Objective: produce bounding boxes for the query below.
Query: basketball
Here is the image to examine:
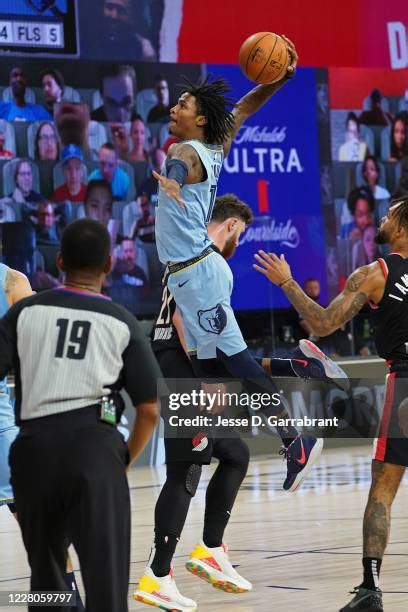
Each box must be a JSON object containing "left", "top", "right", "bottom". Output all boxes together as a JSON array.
[{"left": 239, "top": 32, "right": 289, "bottom": 84}]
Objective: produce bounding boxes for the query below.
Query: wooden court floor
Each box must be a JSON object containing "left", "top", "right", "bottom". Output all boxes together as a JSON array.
[{"left": 1, "top": 446, "right": 408, "bottom": 611}]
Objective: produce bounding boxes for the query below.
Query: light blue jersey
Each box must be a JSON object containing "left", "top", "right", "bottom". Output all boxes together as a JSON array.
[
  {"left": 0, "top": 263, "right": 17, "bottom": 506},
  {"left": 155, "top": 140, "right": 224, "bottom": 263}
]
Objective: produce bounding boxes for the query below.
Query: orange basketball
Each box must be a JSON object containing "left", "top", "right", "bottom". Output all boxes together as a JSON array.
[{"left": 239, "top": 32, "right": 289, "bottom": 84}]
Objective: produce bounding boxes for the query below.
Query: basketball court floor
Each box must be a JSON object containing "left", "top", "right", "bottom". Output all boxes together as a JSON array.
[{"left": 1, "top": 445, "right": 407, "bottom": 611}]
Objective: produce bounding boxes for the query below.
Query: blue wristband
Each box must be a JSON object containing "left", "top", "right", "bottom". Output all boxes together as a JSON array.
[{"left": 166, "top": 159, "right": 189, "bottom": 187}]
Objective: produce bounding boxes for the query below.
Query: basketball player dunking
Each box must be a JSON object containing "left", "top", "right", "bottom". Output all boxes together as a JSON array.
[
  {"left": 254, "top": 197, "right": 408, "bottom": 612},
  {"left": 135, "top": 195, "right": 348, "bottom": 610},
  {"left": 153, "top": 37, "right": 330, "bottom": 506}
]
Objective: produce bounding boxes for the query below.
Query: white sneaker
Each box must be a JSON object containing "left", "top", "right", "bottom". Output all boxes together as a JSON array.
[
  {"left": 134, "top": 567, "right": 197, "bottom": 611},
  {"left": 185, "top": 541, "right": 252, "bottom": 593},
  {"left": 298, "top": 339, "right": 350, "bottom": 392}
]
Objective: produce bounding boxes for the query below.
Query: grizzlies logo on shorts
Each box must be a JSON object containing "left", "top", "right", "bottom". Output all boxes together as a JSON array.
[{"left": 198, "top": 304, "right": 227, "bottom": 335}]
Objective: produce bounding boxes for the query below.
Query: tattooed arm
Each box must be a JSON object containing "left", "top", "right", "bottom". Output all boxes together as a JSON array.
[
  {"left": 4, "top": 269, "right": 33, "bottom": 306},
  {"left": 152, "top": 142, "right": 205, "bottom": 208},
  {"left": 253, "top": 251, "right": 386, "bottom": 336}
]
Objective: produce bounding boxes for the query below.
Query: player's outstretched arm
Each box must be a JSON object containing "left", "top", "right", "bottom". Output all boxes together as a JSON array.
[
  {"left": 253, "top": 250, "right": 385, "bottom": 336},
  {"left": 153, "top": 142, "right": 205, "bottom": 208},
  {"left": 223, "top": 35, "right": 297, "bottom": 155}
]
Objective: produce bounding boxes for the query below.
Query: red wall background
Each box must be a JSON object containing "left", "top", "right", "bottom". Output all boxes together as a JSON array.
[
  {"left": 178, "top": 0, "right": 408, "bottom": 69},
  {"left": 329, "top": 68, "right": 408, "bottom": 108}
]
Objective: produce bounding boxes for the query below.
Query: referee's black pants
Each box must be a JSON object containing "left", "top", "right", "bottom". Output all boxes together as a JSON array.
[{"left": 9, "top": 406, "right": 130, "bottom": 612}]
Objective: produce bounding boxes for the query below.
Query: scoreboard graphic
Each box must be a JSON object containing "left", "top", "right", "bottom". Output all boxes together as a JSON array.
[{"left": 0, "top": 0, "right": 78, "bottom": 55}]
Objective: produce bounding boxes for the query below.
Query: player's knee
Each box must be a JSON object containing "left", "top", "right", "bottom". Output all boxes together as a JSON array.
[
  {"left": 235, "top": 439, "right": 250, "bottom": 476},
  {"left": 166, "top": 462, "right": 202, "bottom": 497},
  {"left": 216, "top": 438, "right": 250, "bottom": 477},
  {"left": 185, "top": 463, "right": 202, "bottom": 496}
]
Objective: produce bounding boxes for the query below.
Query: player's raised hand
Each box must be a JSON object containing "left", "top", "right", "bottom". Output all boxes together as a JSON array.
[
  {"left": 153, "top": 170, "right": 185, "bottom": 209},
  {"left": 253, "top": 250, "right": 293, "bottom": 286},
  {"left": 281, "top": 35, "right": 298, "bottom": 78}
]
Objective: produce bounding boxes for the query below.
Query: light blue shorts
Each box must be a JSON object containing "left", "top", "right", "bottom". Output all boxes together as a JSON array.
[
  {"left": 0, "top": 393, "right": 17, "bottom": 506},
  {"left": 168, "top": 251, "right": 247, "bottom": 359}
]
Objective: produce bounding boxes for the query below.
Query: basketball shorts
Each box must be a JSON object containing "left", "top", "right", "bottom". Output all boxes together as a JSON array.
[
  {"left": 373, "top": 369, "right": 408, "bottom": 467},
  {"left": 0, "top": 393, "right": 18, "bottom": 506},
  {"left": 167, "top": 251, "right": 247, "bottom": 359}
]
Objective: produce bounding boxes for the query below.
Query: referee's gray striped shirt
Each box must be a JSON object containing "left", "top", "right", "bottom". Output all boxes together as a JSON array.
[{"left": 0, "top": 288, "right": 161, "bottom": 423}]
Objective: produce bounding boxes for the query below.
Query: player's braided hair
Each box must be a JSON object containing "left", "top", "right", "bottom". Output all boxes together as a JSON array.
[
  {"left": 180, "top": 75, "right": 235, "bottom": 145},
  {"left": 391, "top": 196, "right": 408, "bottom": 231}
]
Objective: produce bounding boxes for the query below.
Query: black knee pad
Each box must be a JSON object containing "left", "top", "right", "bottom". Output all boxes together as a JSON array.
[
  {"left": 166, "top": 462, "right": 203, "bottom": 497},
  {"left": 185, "top": 463, "right": 202, "bottom": 496},
  {"left": 214, "top": 437, "right": 250, "bottom": 476}
]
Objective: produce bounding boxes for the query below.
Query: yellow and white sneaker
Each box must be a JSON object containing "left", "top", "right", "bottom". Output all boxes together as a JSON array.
[
  {"left": 134, "top": 567, "right": 197, "bottom": 611},
  {"left": 185, "top": 541, "right": 252, "bottom": 593}
]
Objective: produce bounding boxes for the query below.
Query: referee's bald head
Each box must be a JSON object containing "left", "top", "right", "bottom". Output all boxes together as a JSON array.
[{"left": 59, "top": 218, "right": 111, "bottom": 274}]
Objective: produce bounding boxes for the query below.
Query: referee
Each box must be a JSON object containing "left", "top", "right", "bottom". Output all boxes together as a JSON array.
[{"left": 0, "top": 219, "right": 160, "bottom": 612}]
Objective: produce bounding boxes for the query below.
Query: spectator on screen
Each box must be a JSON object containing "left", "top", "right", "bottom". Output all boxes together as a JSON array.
[
  {"left": 88, "top": 143, "right": 129, "bottom": 201},
  {"left": 32, "top": 200, "right": 61, "bottom": 244},
  {"left": 41, "top": 68, "right": 64, "bottom": 116},
  {"left": 129, "top": 116, "right": 150, "bottom": 162},
  {"left": 359, "top": 89, "right": 392, "bottom": 127},
  {"left": 130, "top": 193, "right": 155, "bottom": 243},
  {"left": 0, "top": 121, "right": 14, "bottom": 159},
  {"left": 91, "top": 64, "right": 137, "bottom": 123},
  {"left": 342, "top": 186, "right": 375, "bottom": 240},
  {"left": 52, "top": 145, "right": 87, "bottom": 203},
  {"left": 84, "top": 179, "right": 113, "bottom": 226},
  {"left": 388, "top": 114, "right": 408, "bottom": 161},
  {"left": 9, "top": 160, "right": 42, "bottom": 204},
  {"left": 147, "top": 75, "right": 171, "bottom": 124},
  {"left": 34, "top": 121, "right": 59, "bottom": 161},
  {"left": 99, "top": 0, "right": 156, "bottom": 61},
  {"left": 393, "top": 156, "right": 408, "bottom": 199},
  {"left": 31, "top": 200, "right": 63, "bottom": 289},
  {"left": 83, "top": 179, "right": 120, "bottom": 251},
  {"left": 54, "top": 102, "right": 91, "bottom": 158},
  {"left": 361, "top": 156, "right": 390, "bottom": 200},
  {"left": 338, "top": 112, "right": 368, "bottom": 161},
  {"left": 0, "top": 67, "right": 50, "bottom": 122},
  {"left": 112, "top": 238, "right": 148, "bottom": 287},
  {"left": 111, "top": 115, "right": 151, "bottom": 162},
  {"left": 139, "top": 148, "right": 166, "bottom": 203},
  {"left": 352, "top": 224, "right": 379, "bottom": 269}
]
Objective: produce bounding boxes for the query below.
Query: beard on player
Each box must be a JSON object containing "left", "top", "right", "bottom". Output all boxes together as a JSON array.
[
  {"left": 221, "top": 235, "right": 238, "bottom": 260},
  {"left": 374, "top": 227, "right": 388, "bottom": 245}
]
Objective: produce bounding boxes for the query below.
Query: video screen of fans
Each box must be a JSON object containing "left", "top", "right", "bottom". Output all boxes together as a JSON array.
[{"left": 0, "top": 57, "right": 201, "bottom": 316}]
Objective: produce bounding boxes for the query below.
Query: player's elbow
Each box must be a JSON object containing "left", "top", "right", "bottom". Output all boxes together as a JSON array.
[
  {"left": 136, "top": 400, "right": 160, "bottom": 426},
  {"left": 313, "top": 322, "right": 336, "bottom": 337}
]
